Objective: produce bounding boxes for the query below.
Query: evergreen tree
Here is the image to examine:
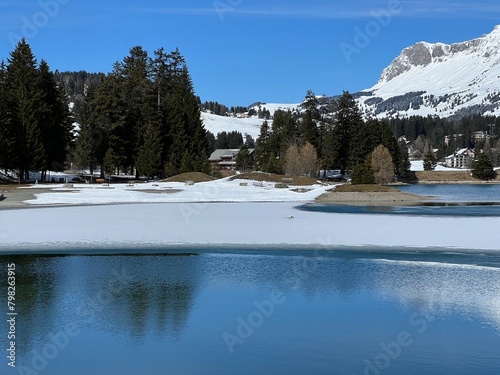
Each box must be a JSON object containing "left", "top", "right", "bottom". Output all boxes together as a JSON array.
[
  {"left": 156, "top": 48, "right": 209, "bottom": 175},
  {"left": 472, "top": 153, "right": 496, "bottom": 180},
  {"left": 136, "top": 122, "right": 163, "bottom": 178},
  {"left": 5, "top": 39, "right": 46, "bottom": 180},
  {"left": 331, "top": 91, "right": 363, "bottom": 174},
  {"left": 235, "top": 144, "right": 252, "bottom": 172},
  {"left": 270, "top": 109, "right": 298, "bottom": 171},
  {"left": 254, "top": 120, "right": 272, "bottom": 171},
  {"left": 94, "top": 73, "right": 128, "bottom": 175},
  {"left": 0, "top": 61, "right": 15, "bottom": 171},
  {"left": 350, "top": 157, "right": 374, "bottom": 185},
  {"left": 115, "top": 46, "right": 155, "bottom": 176},
  {"left": 244, "top": 134, "right": 255, "bottom": 148},
  {"left": 37, "top": 59, "right": 72, "bottom": 178},
  {"left": 397, "top": 139, "right": 411, "bottom": 177},
  {"left": 423, "top": 151, "right": 437, "bottom": 171},
  {"left": 300, "top": 90, "right": 319, "bottom": 148},
  {"left": 73, "top": 84, "right": 104, "bottom": 174}
]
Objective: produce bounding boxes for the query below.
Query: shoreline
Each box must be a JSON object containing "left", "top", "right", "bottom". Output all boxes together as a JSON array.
[{"left": 0, "top": 181, "right": 498, "bottom": 211}]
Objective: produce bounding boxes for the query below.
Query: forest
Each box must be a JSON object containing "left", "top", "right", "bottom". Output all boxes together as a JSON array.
[{"left": 1, "top": 39, "right": 500, "bottom": 183}]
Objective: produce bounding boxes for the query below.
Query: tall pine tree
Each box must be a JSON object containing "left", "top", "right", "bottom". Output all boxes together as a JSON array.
[{"left": 5, "top": 39, "right": 46, "bottom": 180}]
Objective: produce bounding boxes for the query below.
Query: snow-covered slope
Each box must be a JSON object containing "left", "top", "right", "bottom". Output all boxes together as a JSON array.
[
  {"left": 201, "top": 112, "right": 265, "bottom": 139},
  {"left": 201, "top": 102, "right": 300, "bottom": 139},
  {"left": 358, "top": 25, "right": 500, "bottom": 118}
]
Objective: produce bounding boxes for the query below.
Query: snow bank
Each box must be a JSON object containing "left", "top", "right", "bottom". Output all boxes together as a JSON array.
[{"left": 22, "top": 178, "right": 330, "bottom": 205}]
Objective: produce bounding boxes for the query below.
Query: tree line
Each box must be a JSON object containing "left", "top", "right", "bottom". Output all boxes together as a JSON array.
[
  {"left": 73, "top": 46, "right": 209, "bottom": 178},
  {"left": 253, "top": 90, "right": 409, "bottom": 183},
  {"left": 0, "top": 39, "right": 72, "bottom": 182},
  {"left": 2, "top": 40, "right": 498, "bottom": 184}
]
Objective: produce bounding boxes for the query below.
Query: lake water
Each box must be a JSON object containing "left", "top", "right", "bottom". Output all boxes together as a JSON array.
[
  {"left": 299, "top": 184, "right": 500, "bottom": 217},
  {"left": 1, "top": 184, "right": 499, "bottom": 374},
  {"left": 398, "top": 183, "right": 500, "bottom": 202},
  {"left": 1, "top": 251, "right": 500, "bottom": 375}
]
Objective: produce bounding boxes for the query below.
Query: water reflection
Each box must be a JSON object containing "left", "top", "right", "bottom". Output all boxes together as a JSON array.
[
  {"left": 0, "top": 254, "right": 202, "bottom": 356},
  {"left": 1, "top": 252, "right": 499, "bottom": 374}
]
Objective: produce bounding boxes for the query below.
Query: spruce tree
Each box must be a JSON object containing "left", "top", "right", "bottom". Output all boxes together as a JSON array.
[
  {"left": 472, "top": 153, "right": 496, "bottom": 180},
  {"left": 116, "top": 46, "right": 155, "bottom": 176},
  {"left": 0, "top": 61, "right": 15, "bottom": 171},
  {"left": 93, "top": 73, "right": 128, "bottom": 175},
  {"left": 332, "top": 91, "right": 363, "bottom": 174},
  {"left": 37, "top": 59, "right": 71, "bottom": 177},
  {"left": 300, "top": 90, "right": 319, "bottom": 149},
  {"left": 155, "top": 48, "right": 209, "bottom": 176},
  {"left": 136, "top": 121, "right": 163, "bottom": 178},
  {"left": 235, "top": 144, "right": 252, "bottom": 172},
  {"left": 5, "top": 39, "right": 46, "bottom": 180},
  {"left": 254, "top": 120, "right": 272, "bottom": 172},
  {"left": 350, "top": 157, "right": 374, "bottom": 185},
  {"left": 423, "top": 151, "right": 437, "bottom": 171}
]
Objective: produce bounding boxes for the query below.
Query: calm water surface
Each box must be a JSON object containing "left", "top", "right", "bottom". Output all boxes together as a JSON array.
[
  {"left": 1, "top": 252, "right": 499, "bottom": 375},
  {"left": 299, "top": 184, "right": 500, "bottom": 217},
  {"left": 398, "top": 183, "right": 500, "bottom": 202}
]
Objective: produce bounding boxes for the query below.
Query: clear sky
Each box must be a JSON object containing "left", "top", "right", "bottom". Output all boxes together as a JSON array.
[{"left": 1, "top": 0, "right": 499, "bottom": 107}]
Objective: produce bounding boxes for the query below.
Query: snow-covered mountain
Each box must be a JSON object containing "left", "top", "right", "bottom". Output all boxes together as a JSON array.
[
  {"left": 202, "top": 26, "right": 500, "bottom": 136},
  {"left": 357, "top": 25, "right": 500, "bottom": 118}
]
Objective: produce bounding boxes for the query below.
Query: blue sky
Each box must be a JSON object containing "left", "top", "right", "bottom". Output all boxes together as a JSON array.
[{"left": 1, "top": 0, "right": 499, "bottom": 107}]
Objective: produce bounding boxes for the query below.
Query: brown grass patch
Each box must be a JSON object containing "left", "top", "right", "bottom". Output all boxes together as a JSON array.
[
  {"left": 333, "top": 184, "right": 400, "bottom": 193},
  {"left": 414, "top": 170, "right": 500, "bottom": 183},
  {"left": 229, "top": 172, "right": 318, "bottom": 186},
  {"left": 163, "top": 172, "right": 216, "bottom": 183}
]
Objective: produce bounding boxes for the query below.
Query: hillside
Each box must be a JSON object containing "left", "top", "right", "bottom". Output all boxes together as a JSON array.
[{"left": 201, "top": 102, "right": 301, "bottom": 139}]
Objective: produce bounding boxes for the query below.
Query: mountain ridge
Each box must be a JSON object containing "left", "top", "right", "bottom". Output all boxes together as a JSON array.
[{"left": 357, "top": 25, "right": 500, "bottom": 118}]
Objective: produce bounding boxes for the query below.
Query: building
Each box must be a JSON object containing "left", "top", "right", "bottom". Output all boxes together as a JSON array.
[
  {"left": 209, "top": 149, "right": 255, "bottom": 171},
  {"left": 472, "top": 131, "right": 491, "bottom": 142},
  {"left": 444, "top": 148, "right": 475, "bottom": 169}
]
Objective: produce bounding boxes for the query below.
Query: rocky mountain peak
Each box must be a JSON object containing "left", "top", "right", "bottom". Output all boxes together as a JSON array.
[
  {"left": 379, "top": 25, "right": 500, "bottom": 83},
  {"left": 357, "top": 25, "right": 500, "bottom": 119}
]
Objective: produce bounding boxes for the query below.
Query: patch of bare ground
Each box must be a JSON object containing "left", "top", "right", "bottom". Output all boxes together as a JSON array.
[
  {"left": 163, "top": 172, "right": 216, "bottom": 183},
  {"left": 0, "top": 186, "right": 55, "bottom": 208},
  {"left": 230, "top": 172, "right": 319, "bottom": 186},
  {"left": 316, "top": 184, "right": 429, "bottom": 205},
  {"left": 413, "top": 170, "right": 500, "bottom": 183}
]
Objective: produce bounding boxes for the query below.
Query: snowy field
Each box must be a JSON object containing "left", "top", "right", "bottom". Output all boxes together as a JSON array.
[
  {"left": 22, "top": 177, "right": 329, "bottom": 205},
  {"left": 410, "top": 160, "right": 467, "bottom": 172},
  {"left": 1, "top": 177, "right": 499, "bottom": 252}
]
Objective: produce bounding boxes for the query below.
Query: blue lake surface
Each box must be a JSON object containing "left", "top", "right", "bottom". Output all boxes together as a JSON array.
[
  {"left": 1, "top": 251, "right": 500, "bottom": 375},
  {"left": 298, "top": 184, "right": 500, "bottom": 217},
  {"left": 398, "top": 183, "right": 500, "bottom": 202}
]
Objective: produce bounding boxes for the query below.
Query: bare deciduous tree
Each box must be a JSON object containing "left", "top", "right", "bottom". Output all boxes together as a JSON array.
[
  {"left": 299, "top": 142, "right": 319, "bottom": 177},
  {"left": 284, "top": 144, "right": 300, "bottom": 176},
  {"left": 371, "top": 145, "right": 394, "bottom": 184}
]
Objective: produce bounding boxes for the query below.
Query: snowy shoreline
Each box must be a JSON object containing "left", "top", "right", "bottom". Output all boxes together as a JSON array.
[{"left": 1, "top": 172, "right": 499, "bottom": 254}]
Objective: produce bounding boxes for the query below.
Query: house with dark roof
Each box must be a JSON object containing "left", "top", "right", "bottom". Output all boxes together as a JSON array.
[{"left": 208, "top": 149, "right": 255, "bottom": 171}]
